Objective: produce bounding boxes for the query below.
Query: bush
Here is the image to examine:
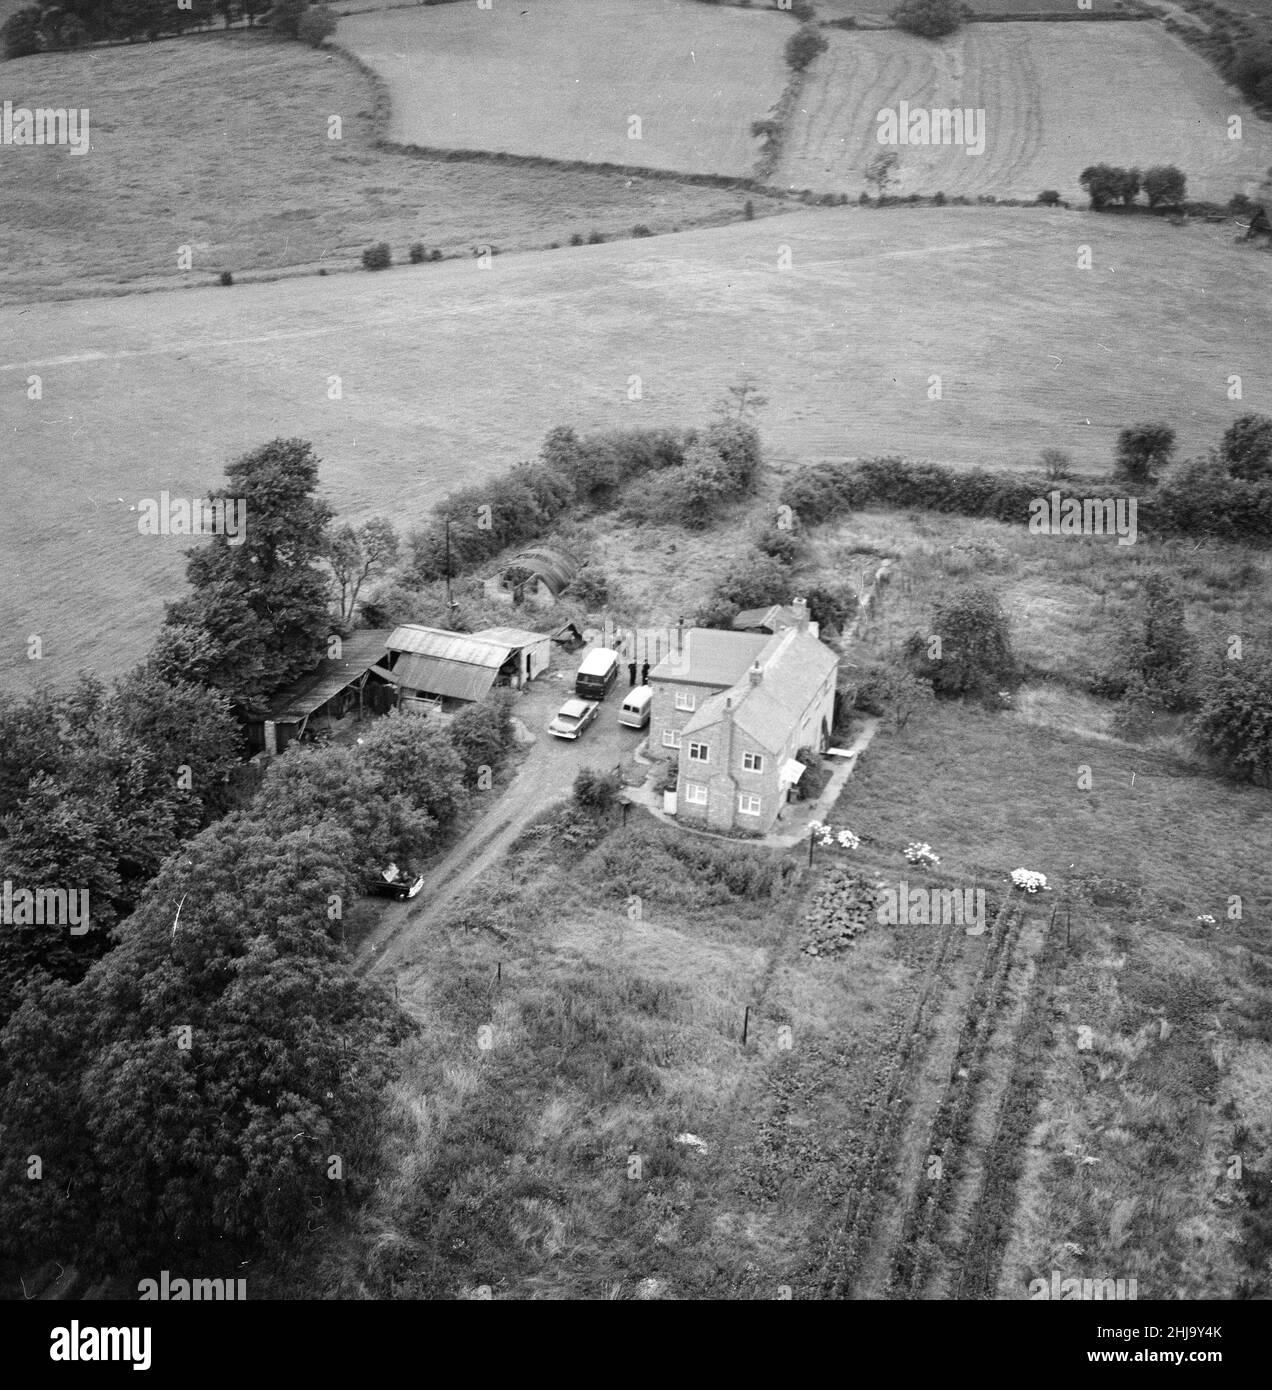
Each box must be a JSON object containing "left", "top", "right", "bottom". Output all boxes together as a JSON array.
[
  {"left": 700, "top": 551, "right": 794, "bottom": 620},
  {"left": 904, "top": 584, "right": 1017, "bottom": 702},
  {"left": 447, "top": 692, "right": 516, "bottom": 783},
  {"left": 574, "top": 766, "right": 621, "bottom": 817},
  {"left": 1221, "top": 413, "right": 1272, "bottom": 481},
  {"left": 297, "top": 3, "right": 337, "bottom": 46},
  {"left": 1192, "top": 652, "right": 1272, "bottom": 787},
  {"left": 563, "top": 565, "right": 610, "bottom": 609},
  {"left": 362, "top": 242, "right": 392, "bottom": 271},
  {"left": 429, "top": 248, "right": 443, "bottom": 262},
  {"left": 219, "top": 271, "right": 234, "bottom": 288},
  {"left": 632, "top": 224, "right": 653, "bottom": 238},
  {"left": 1142, "top": 165, "right": 1186, "bottom": 210},
  {"left": 1040, "top": 447, "right": 1073, "bottom": 482},
  {"left": 778, "top": 460, "right": 860, "bottom": 524},
  {"left": 793, "top": 746, "right": 831, "bottom": 802},
  {"left": 570, "top": 233, "right": 584, "bottom": 246},
  {"left": 890, "top": 0, "right": 963, "bottom": 39},
  {"left": 1038, "top": 189, "right": 1061, "bottom": 206},
  {"left": 2, "top": 5, "right": 43, "bottom": 58},
  {"left": 409, "top": 242, "right": 426, "bottom": 264},
  {"left": 1114, "top": 421, "right": 1175, "bottom": 484},
  {"left": 268, "top": 0, "right": 307, "bottom": 39},
  {"left": 587, "top": 230, "right": 606, "bottom": 245},
  {"left": 785, "top": 23, "right": 828, "bottom": 71},
  {"left": 1100, "top": 572, "right": 1195, "bottom": 713},
  {"left": 744, "top": 198, "right": 755, "bottom": 220}
]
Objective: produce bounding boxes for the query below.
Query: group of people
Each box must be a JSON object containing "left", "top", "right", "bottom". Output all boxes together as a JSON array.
[{"left": 627, "top": 659, "right": 650, "bottom": 688}]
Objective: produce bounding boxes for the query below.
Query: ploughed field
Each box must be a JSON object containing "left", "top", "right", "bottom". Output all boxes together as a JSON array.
[
  {"left": 3, "top": 203, "right": 1269, "bottom": 696},
  {"left": 777, "top": 21, "right": 1272, "bottom": 203}
]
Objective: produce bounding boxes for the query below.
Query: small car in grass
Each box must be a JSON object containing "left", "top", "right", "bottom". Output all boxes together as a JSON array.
[
  {"left": 371, "top": 862, "right": 425, "bottom": 900},
  {"left": 548, "top": 697, "right": 601, "bottom": 740}
]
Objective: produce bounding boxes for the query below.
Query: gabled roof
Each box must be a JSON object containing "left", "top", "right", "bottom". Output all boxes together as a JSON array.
[
  {"left": 732, "top": 605, "right": 820, "bottom": 638},
  {"left": 386, "top": 625, "right": 510, "bottom": 665},
  {"left": 681, "top": 628, "right": 838, "bottom": 753},
  {"left": 474, "top": 626, "right": 550, "bottom": 649},
  {"left": 649, "top": 628, "right": 770, "bottom": 688},
  {"left": 264, "top": 630, "right": 392, "bottom": 723}
]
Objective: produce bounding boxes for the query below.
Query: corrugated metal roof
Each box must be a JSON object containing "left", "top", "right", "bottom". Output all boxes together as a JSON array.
[
  {"left": 650, "top": 629, "right": 770, "bottom": 688},
  {"left": 265, "top": 630, "right": 392, "bottom": 723},
  {"left": 503, "top": 547, "right": 578, "bottom": 596},
  {"left": 390, "top": 652, "right": 499, "bottom": 703},
  {"left": 475, "top": 626, "right": 550, "bottom": 649},
  {"left": 386, "top": 625, "right": 509, "bottom": 666}
]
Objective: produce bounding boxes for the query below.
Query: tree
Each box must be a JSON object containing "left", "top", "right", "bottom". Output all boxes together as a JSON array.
[
  {"left": 574, "top": 766, "right": 620, "bottom": 816},
  {"left": 1221, "top": 413, "right": 1272, "bottom": 481},
  {"left": 704, "top": 551, "right": 795, "bottom": 617},
  {"left": 1040, "top": 447, "right": 1073, "bottom": 483},
  {"left": 890, "top": 0, "right": 963, "bottom": 39},
  {"left": 1107, "top": 573, "right": 1194, "bottom": 713},
  {"left": 267, "top": 0, "right": 306, "bottom": 37},
  {"left": 785, "top": 23, "right": 828, "bottom": 71},
  {"left": 1142, "top": 165, "right": 1186, "bottom": 210},
  {"left": 1114, "top": 422, "right": 1175, "bottom": 484},
  {"left": 1192, "top": 652, "right": 1272, "bottom": 787},
  {"left": 296, "top": 1, "right": 335, "bottom": 45},
  {"left": 358, "top": 712, "right": 467, "bottom": 834},
  {"left": 904, "top": 584, "right": 1016, "bottom": 701},
  {"left": 803, "top": 583, "right": 853, "bottom": 635},
  {"left": 864, "top": 150, "right": 899, "bottom": 198},
  {"left": 1079, "top": 164, "right": 1140, "bottom": 210},
  {"left": 326, "top": 517, "right": 399, "bottom": 627},
  {"left": 162, "top": 439, "right": 335, "bottom": 714},
  {"left": 2, "top": 5, "right": 44, "bottom": 57},
  {"left": 715, "top": 376, "right": 769, "bottom": 423},
  {"left": 447, "top": 692, "right": 515, "bottom": 782}
]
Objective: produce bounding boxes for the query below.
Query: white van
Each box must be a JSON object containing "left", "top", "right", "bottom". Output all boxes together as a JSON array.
[{"left": 618, "top": 686, "right": 653, "bottom": 729}]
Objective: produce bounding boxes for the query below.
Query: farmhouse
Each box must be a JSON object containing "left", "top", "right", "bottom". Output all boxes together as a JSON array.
[
  {"left": 250, "top": 629, "right": 395, "bottom": 755},
  {"left": 649, "top": 604, "right": 838, "bottom": 834},
  {"left": 383, "top": 624, "right": 550, "bottom": 708}
]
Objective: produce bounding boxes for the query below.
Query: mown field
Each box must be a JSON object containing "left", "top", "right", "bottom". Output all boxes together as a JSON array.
[
  {"left": 778, "top": 21, "right": 1272, "bottom": 202},
  {"left": 4, "top": 203, "right": 1271, "bottom": 696},
  {"left": 0, "top": 32, "right": 772, "bottom": 304},
  {"left": 339, "top": 0, "right": 789, "bottom": 175}
]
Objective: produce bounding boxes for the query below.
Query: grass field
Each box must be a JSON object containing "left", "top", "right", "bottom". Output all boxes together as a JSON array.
[
  {"left": 340, "top": 0, "right": 790, "bottom": 175},
  {"left": 0, "top": 33, "right": 772, "bottom": 304},
  {"left": 778, "top": 21, "right": 1272, "bottom": 201},
  {"left": 4, "top": 203, "right": 1270, "bottom": 695}
]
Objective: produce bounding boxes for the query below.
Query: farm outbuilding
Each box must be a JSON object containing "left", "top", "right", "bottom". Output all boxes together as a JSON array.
[
  {"left": 486, "top": 546, "right": 580, "bottom": 608},
  {"left": 383, "top": 625, "right": 549, "bottom": 708},
  {"left": 249, "top": 629, "right": 395, "bottom": 755}
]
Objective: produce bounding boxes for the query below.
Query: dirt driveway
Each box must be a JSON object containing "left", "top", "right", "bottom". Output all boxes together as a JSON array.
[{"left": 355, "top": 661, "right": 650, "bottom": 978}]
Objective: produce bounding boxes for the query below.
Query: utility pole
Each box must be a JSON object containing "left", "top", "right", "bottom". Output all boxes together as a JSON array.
[{"left": 444, "top": 518, "right": 453, "bottom": 610}]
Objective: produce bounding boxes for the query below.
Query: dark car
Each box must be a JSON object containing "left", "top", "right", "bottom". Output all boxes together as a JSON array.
[{"left": 370, "top": 862, "right": 425, "bottom": 900}]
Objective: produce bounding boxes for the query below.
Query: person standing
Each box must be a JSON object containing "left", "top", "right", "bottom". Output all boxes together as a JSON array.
[
  {"left": 641, "top": 660, "right": 650, "bottom": 687},
  {"left": 628, "top": 659, "right": 637, "bottom": 688}
]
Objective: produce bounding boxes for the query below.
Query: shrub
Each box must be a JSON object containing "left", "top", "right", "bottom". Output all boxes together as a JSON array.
[
  {"left": 2, "top": 5, "right": 43, "bottom": 58},
  {"left": 754, "top": 518, "right": 804, "bottom": 567},
  {"left": 1221, "top": 413, "right": 1272, "bottom": 481},
  {"left": 785, "top": 23, "right": 828, "bottom": 71},
  {"left": 793, "top": 747, "right": 831, "bottom": 802},
  {"left": 1142, "top": 165, "right": 1186, "bottom": 209},
  {"left": 447, "top": 692, "right": 516, "bottom": 782},
  {"left": 632, "top": 224, "right": 653, "bottom": 238},
  {"left": 744, "top": 198, "right": 755, "bottom": 220},
  {"left": 429, "top": 248, "right": 443, "bottom": 262},
  {"left": 890, "top": 0, "right": 963, "bottom": 39},
  {"left": 701, "top": 551, "right": 794, "bottom": 618},
  {"left": 362, "top": 242, "right": 392, "bottom": 271},
  {"left": 219, "top": 271, "right": 234, "bottom": 288},
  {"left": 904, "top": 584, "right": 1017, "bottom": 702},
  {"left": 933, "top": 190, "right": 946, "bottom": 206},
  {"left": 801, "top": 867, "right": 880, "bottom": 957},
  {"left": 297, "top": 3, "right": 337, "bottom": 46},
  {"left": 587, "top": 230, "right": 606, "bottom": 245},
  {"left": 1100, "top": 572, "right": 1196, "bottom": 713},
  {"left": 574, "top": 766, "right": 621, "bottom": 816},
  {"left": 569, "top": 233, "right": 584, "bottom": 246},
  {"left": 268, "top": 0, "right": 307, "bottom": 38},
  {"left": 1115, "top": 421, "right": 1175, "bottom": 484},
  {"left": 563, "top": 565, "right": 610, "bottom": 609},
  {"left": 856, "top": 662, "right": 935, "bottom": 731},
  {"left": 1192, "top": 652, "right": 1272, "bottom": 787},
  {"left": 409, "top": 242, "right": 426, "bottom": 264},
  {"left": 778, "top": 460, "right": 860, "bottom": 523},
  {"left": 1040, "top": 447, "right": 1073, "bottom": 482},
  {"left": 750, "top": 118, "right": 781, "bottom": 141}
]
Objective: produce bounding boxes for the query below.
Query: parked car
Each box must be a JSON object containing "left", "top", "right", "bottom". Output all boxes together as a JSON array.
[
  {"left": 370, "top": 862, "right": 425, "bottom": 900},
  {"left": 548, "top": 697, "right": 601, "bottom": 740}
]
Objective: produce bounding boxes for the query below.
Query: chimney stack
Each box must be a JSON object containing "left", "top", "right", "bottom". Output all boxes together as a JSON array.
[
  {"left": 748, "top": 661, "right": 763, "bottom": 687},
  {"left": 793, "top": 596, "right": 809, "bottom": 632}
]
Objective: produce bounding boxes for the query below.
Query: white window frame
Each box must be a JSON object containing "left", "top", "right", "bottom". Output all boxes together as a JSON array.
[
  {"left": 742, "top": 752, "right": 764, "bottom": 773},
  {"left": 684, "top": 782, "right": 709, "bottom": 806},
  {"left": 738, "top": 794, "right": 762, "bottom": 817},
  {"left": 662, "top": 728, "right": 682, "bottom": 749},
  {"left": 674, "top": 690, "right": 696, "bottom": 711},
  {"left": 688, "top": 742, "right": 709, "bottom": 763}
]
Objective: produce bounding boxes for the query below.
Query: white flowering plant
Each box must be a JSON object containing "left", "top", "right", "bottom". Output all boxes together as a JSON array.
[
  {"left": 905, "top": 841, "right": 940, "bottom": 868},
  {"left": 1196, "top": 914, "right": 1216, "bottom": 928},
  {"left": 808, "top": 820, "right": 861, "bottom": 851},
  {"left": 1010, "top": 868, "right": 1050, "bottom": 893}
]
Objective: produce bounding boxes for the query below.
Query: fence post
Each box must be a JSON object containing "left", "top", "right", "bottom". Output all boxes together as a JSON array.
[{"left": 742, "top": 1005, "right": 750, "bottom": 1046}]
